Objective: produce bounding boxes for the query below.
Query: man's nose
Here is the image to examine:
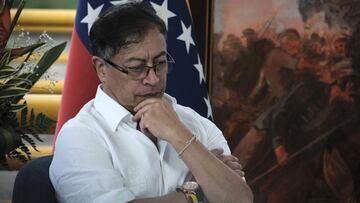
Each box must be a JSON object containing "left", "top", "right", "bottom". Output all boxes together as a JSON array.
[{"left": 143, "top": 68, "right": 160, "bottom": 85}]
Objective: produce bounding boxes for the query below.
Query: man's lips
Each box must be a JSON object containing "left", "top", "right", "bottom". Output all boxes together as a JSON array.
[{"left": 138, "top": 91, "right": 162, "bottom": 97}]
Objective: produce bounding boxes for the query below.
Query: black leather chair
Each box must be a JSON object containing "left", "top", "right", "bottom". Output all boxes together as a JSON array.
[{"left": 12, "top": 155, "right": 57, "bottom": 203}]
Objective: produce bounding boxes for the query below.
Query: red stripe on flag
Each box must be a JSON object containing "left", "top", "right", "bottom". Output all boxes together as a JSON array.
[{"left": 53, "top": 28, "right": 100, "bottom": 145}]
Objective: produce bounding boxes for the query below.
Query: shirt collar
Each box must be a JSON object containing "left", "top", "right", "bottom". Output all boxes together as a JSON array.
[
  {"left": 93, "top": 85, "right": 178, "bottom": 132},
  {"left": 163, "top": 92, "right": 178, "bottom": 109},
  {"left": 93, "top": 85, "right": 132, "bottom": 132}
]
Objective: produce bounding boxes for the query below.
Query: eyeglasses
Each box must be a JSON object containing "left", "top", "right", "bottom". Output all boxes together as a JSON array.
[{"left": 103, "top": 53, "right": 175, "bottom": 80}]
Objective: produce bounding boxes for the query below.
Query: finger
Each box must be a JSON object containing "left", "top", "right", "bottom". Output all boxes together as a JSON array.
[
  {"left": 234, "top": 170, "right": 245, "bottom": 177},
  {"left": 225, "top": 161, "right": 242, "bottom": 170},
  {"left": 210, "top": 148, "right": 224, "bottom": 156},
  {"left": 133, "top": 104, "right": 153, "bottom": 122},
  {"left": 138, "top": 116, "right": 155, "bottom": 136},
  {"left": 134, "top": 98, "right": 161, "bottom": 112},
  {"left": 219, "top": 154, "right": 239, "bottom": 163},
  {"left": 138, "top": 116, "right": 148, "bottom": 132}
]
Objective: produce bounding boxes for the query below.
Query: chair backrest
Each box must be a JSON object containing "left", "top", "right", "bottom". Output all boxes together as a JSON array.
[{"left": 12, "top": 155, "right": 57, "bottom": 203}]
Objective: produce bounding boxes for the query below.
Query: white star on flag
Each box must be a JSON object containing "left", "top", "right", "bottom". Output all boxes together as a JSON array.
[
  {"left": 151, "top": 0, "right": 176, "bottom": 29},
  {"left": 177, "top": 20, "right": 195, "bottom": 54},
  {"left": 204, "top": 97, "right": 213, "bottom": 118},
  {"left": 194, "top": 54, "right": 205, "bottom": 84},
  {"left": 80, "top": 3, "right": 104, "bottom": 34}
]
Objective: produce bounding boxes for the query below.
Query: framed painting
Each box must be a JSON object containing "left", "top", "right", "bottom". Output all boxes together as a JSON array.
[
  {"left": 188, "top": 0, "right": 213, "bottom": 77},
  {"left": 210, "top": 0, "right": 360, "bottom": 202}
]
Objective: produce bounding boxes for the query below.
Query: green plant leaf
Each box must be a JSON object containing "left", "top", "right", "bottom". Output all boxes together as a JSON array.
[
  {"left": 23, "top": 126, "right": 42, "bottom": 142},
  {"left": 0, "top": 50, "right": 11, "bottom": 68},
  {"left": 0, "top": 78, "right": 31, "bottom": 91},
  {"left": 0, "top": 0, "right": 66, "bottom": 166},
  {"left": 19, "top": 133, "right": 39, "bottom": 152},
  {"left": 8, "top": 0, "right": 25, "bottom": 42},
  {"left": 3, "top": 77, "right": 32, "bottom": 87},
  {"left": 29, "top": 108, "right": 34, "bottom": 126},
  {"left": 8, "top": 42, "right": 46, "bottom": 60},
  {"left": 10, "top": 103, "right": 26, "bottom": 112},
  {"left": 15, "top": 72, "right": 31, "bottom": 80},
  {"left": 8, "top": 149, "right": 27, "bottom": 163},
  {"left": 12, "top": 42, "right": 66, "bottom": 104},
  {"left": 35, "top": 112, "right": 56, "bottom": 131},
  {"left": 0, "top": 87, "right": 28, "bottom": 99},
  {"left": 0, "top": 126, "right": 21, "bottom": 154},
  {"left": 19, "top": 143, "right": 31, "bottom": 159},
  {"left": 0, "top": 66, "right": 15, "bottom": 78},
  {"left": 20, "top": 103, "right": 27, "bottom": 127},
  {"left": 27, "top": 42, "right": 67, "bottom": 82}
]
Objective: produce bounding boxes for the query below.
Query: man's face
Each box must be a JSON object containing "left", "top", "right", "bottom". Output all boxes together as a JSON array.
[
  {"left": 310, "top": 41, "right": 321, "bottom": 54},
  {"left": 222, "top": 40, "right": 242, "bottom": 63},
  {"left": 94, "top": 28, "right": 167, "bottom": 113},
  {"left": 283, "top": 39, "right": 301, "bottom": 56},
  {"left": 334, "top": 40, "right": 346, "bottom": 55}
]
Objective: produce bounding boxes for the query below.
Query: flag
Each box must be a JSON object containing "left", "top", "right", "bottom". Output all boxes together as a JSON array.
[
  {"left": 151, "top": 0, "right": 213, "bottom": 119},
  {"left": 54, "top": 0, "right": 212, "bottom": 143}
]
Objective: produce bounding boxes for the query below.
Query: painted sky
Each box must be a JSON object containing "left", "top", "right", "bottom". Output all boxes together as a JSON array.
[{"left": 214, "top": 0, "right": 305, "bottom": 44}]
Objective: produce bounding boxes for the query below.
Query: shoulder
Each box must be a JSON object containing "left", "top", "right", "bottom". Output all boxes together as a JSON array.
[
  {"left": 55, "top": 100, "right": 107, "bottom": 149},
  {"left": 174, "top": 103, "right": 213, "bottom": 128},
  {"left": 174, "top": 104, "right": 230, "bottom": 152},
  {"left": 164, "top": 94, "right": 229, "bottom": 150},
  {"left": 60, "top": 101, "right": 96, "bottom": 133}
]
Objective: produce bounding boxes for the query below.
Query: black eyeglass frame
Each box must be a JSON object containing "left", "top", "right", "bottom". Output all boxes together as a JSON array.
[{"left": 102, "top": 52, "right": 175, "bottom": 79}]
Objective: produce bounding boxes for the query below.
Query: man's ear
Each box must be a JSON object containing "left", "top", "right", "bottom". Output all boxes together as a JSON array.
[{"left": 92, "top": 56, "right": 106, "bottom": 83}]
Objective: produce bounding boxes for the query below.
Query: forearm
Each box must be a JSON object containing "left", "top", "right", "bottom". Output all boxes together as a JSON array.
[
  {"left": 130, "top": 191, "right": 187, "bottom": 203},
  {"left": 133, "top": 98, "right": 253, "bottom": 202},
  {"left": 172, "top": 133, "right": 253, "bottom": 203}
]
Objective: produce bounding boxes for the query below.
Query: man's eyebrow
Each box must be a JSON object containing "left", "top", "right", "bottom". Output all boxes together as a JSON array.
[
  {"left": 154, "top": 51, "right": 167, "bottom": 59},
  {"left": 124, "top": 51, "right": 167, "bottom": 63}
]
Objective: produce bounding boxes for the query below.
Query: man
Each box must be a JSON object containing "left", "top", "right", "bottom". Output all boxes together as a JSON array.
[
  {"left": 328, "top": 35, "right": 352, "bottom": 81},
  {"left": 235, "top": 29, "right": 302, "bottom": 166},
  {"left": 241, "top": 28, "right": 258, "bottom": 52},
  {"left": 260, "top": 28, "right": 301, "bottom": 99},
  {"left": 50, "top": 2, "right": 252, "bottom": 203}
]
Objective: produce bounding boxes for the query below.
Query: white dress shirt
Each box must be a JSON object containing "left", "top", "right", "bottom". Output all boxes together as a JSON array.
[{"left": 50, "top": 86, "right": 230, "bottom": 203}]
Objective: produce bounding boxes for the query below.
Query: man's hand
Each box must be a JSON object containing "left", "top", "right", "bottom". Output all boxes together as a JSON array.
[
  {"left": 133, "top": 98, "right": 191, "bottom": 142},
  {"left": 210, "top": 148, "right": 245, "bottom": 178}
]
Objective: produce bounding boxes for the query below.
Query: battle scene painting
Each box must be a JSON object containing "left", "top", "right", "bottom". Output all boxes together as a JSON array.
[{"left": 211, "top": 0, "right": 360, "bottom": 202}]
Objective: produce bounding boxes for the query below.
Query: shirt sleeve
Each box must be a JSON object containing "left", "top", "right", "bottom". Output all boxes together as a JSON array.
[
  {"left": 197, "top": 115, "right": 248, "bottom": 182},
  {"left": 50, "top": 125, "right": 135, "bottom": 203},
  {"left": 197, "top": 115, "right": 231, "bottom": 155}
]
